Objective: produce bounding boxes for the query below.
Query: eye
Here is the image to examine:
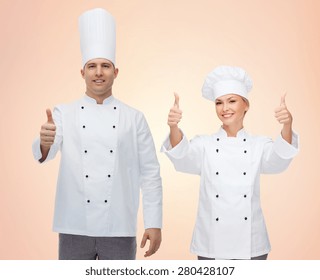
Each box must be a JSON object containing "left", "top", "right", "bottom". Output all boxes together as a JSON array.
[
  {"left": 229, "top": 99, "right": 236, "bottom": 103},
  {"left": 215, "top": 101, "right": 222, "bottom": 105},
  {"left": 88, "top": 65, "right": 95, "bottom": 69},
  {"left": 102, "top": 64, "right": 111, "bottom": 68}
]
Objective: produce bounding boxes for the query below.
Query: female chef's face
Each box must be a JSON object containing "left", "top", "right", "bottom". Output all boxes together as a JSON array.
[
  {"left": 215, "top": 94, "right": 249, "bottom": 127},
  {"left": 81, "top": 58, "right": 118, "bottom": 100}
]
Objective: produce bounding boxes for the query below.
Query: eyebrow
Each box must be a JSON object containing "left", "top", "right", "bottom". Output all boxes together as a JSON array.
[
  {"left": 216, "top": 96, "right": 237, "bottom": 102},
  {"left": 86, "top": 62, "right": 112, "bottom": 67}
]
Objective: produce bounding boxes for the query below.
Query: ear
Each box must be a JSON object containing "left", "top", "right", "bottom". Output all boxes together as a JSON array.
[
  {"left": 243, "top": 98, "right": 249, "bottom": 112},
  {"left": 114, "top": 67, "right": 119, "bottom": 79},
  {"left": 80, "top": 68, "right": 85, "bottom": 79}
]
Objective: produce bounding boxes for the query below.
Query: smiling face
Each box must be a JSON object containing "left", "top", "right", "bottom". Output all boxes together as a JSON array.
[
  {"left": 215, "top": 94, "right": 249, "bottom": 129},
  {"left": 81, "top": 58, "right": 118, "bottom": 103}
]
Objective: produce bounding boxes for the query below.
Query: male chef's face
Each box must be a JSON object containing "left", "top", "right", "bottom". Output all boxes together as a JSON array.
[
  {"left": 81, "top": 58, "right": 118, "bottom": 99},
  {"left": 215, "top": 94, "right": 249, "bottom": 126}
]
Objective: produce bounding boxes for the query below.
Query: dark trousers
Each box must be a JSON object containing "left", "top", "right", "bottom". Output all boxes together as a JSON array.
[
  {"left": 198, "top": 254, "right": 268, "bottom": 260},
  {"left": 59, "top": 233, "right": 136, "bottom": 260}
]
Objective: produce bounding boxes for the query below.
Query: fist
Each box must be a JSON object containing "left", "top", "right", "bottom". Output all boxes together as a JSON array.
[
  {"left": 167, "top": 93, "right": 182, "bottom": 128},
  {"left": 40, "top": 109, "right": 56, "bottom": 148},
  {"left": 274, "top": 93, "right": 293, "bottom": 126}
]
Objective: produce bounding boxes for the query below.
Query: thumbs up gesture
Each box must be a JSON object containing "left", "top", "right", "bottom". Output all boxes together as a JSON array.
[
  {"left": 274, "top": 93, "right": 293, "bottom": 126},
  {"left": 167, "top": 93, "right": 182, "bottom": 128},
  {"left": 40, "top": 109, "right": 56, "bottom": 148}
]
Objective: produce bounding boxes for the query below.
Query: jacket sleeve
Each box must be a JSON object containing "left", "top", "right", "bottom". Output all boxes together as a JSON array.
[
  {"left": 137, "top": 113, "right": 162, "bottom": 229},
  {"left": 32, "top": 106, "right": 63, "bottom": 163},
  {"left": 261, "top": 131, "right": 299, "bottom": 174},
  {"left": 160, "top": 131, "right": 204, "bottom": 175}
]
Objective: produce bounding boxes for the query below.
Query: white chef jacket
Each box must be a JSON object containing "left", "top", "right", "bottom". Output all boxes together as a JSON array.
[
  {"left": 33, "top": 95, "right": 162, "bottom": 237},
  {"left": 161, "top": 127, "right": 299, "bottom": 259}
]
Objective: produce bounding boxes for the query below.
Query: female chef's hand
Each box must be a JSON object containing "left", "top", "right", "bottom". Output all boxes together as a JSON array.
[
  {"left": 39, "top": 109, "right": 56, "bottom": 162},
  {"left": 168, "top": 93, "right": 183, "bottom": 148},
  {"left": 140, "top": 228, "right": 162, "bottom": 257},
  {"left": 274, "top": 94, "right": 293, "bottom": 144},
  {"left": 167, "top": 93, "right": 182, "bottom": 128}
]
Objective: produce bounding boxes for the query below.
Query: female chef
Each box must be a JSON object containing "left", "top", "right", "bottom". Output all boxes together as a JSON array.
[{"left": 161, "top": 66, "right": 299, "bottom": 260}]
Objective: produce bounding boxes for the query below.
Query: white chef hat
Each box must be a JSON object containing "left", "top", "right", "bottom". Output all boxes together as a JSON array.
[
  {"left": 201, "top": 65, "right": 253, "bottom": 101},
  {"left": 79, "top": 8, "right": 116, "bottom": 67}
]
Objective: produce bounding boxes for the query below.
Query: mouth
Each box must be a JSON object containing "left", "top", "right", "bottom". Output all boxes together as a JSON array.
[
  {"left": 222, "top": 113, "right": 234, "bottom": 118},
  {"left": 93, "top": 79, "right": 105, "bottom": 84}
]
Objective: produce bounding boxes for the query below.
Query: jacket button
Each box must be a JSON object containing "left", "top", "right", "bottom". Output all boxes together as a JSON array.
[
  {"left": 87, "top": 200, "right": 90, "bottom": 203},
  {"left": 113, "top": 125, "right": 116, "bottom": 128},
  {"left": 244, "top": 217, "right": 248, "bottom": 220},
  {"left": 104, "top": 200, "right": 108, "bottom": 203},
  {"left": 216, "top": 149, "right": 219, "bottom": 153},
  {"left": 216, "top": 218, "right": 219, "bottom": 221},
  {"left": 108, "top": 174, "right": 111, "bottom": 178},
  {"left": 110, "top": 150, "right": 113, "bottom": 153},
  {"left": 216, "top": 194, "right": 219, "bottom": 198},
  {"left": 243, "top": 172, "right": 246, "bottom": 175},
  {"left": 217, "top": 138, "right": 220, "bottom": 141},
  {"left": 81, "top": 106, "right": 84, "bottom": 109},
  {"left": 216, "top": 172, "right": 219, "bottom": 175},
  {"left": 84, "top": 150, "right": 87, "bottom": 153},
  {"left": 83, "top": 125, "right": 86, "bottom": 128},
  {"left": 244, "top": 194, "right": 247, "bottom": 198},
  {"left": 243, "top": 139, "right": 246, "bottom": 142},
  {"left": 114, "top": 107, "right": 117, "bottom": 110},
  {"left": 85, "top": 175, "right": 89, "bottom": 178},
  {"left": 244, "top": 150, "right": 247, "bottom": 153}
]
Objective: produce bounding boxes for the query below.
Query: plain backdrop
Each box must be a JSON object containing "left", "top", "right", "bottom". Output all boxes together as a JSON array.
[{"left": 0, "top": 0, "right": 319, "bottom": 259}]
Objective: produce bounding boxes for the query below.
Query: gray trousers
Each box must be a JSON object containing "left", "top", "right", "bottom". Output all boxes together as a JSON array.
[
  {"left": 59, "top": 233, "right": 137, "bottom": 260},
  {"left": 198, "top": 254, "right": 268, "bottom": 260}
]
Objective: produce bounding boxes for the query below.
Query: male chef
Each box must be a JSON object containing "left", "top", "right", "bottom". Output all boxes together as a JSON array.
[{"left": 32, "top": 8, "right": 162, "bottom": 260}]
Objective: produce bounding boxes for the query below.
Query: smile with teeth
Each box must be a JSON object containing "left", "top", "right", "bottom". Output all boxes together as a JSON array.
[
  {"left": 93, "top": 79, "right": 105, "bottom": 83},
  {"left": 222, "top": 113, "right": 234, "bottom": 118}
]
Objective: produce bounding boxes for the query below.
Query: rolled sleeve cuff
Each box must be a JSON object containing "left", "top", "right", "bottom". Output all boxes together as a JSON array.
[
  {"left": 32, "top": 138, "right": 43, "bottom": 162},
  {"left": 144, "top": 220, "right": 162, "bottom": 229},
  {"left": 144, "top": 206, "right": 162, "bottom": 229},
  {"left": 32, "top": 137, "right": 57, "bottom": 163},
  {"left": 160, "top": 132, "right": 189, "bottom": 159},
  {"left": 274, "top": 130, "right": 299, "bottom": 159}
]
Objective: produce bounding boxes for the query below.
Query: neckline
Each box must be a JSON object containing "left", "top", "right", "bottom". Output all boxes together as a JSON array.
[
  {"left": 83, "top": 94, "right": 115, "bottom": 105},
  {"left": 217, "top": 126, "right": 247, "bottom": 138}
]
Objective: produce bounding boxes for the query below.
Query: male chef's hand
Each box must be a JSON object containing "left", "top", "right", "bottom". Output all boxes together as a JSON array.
[
  {"left": 40, "top": 109, "right": 56, "bottom": 147},
  {"left": 140, "top": 228, "right": 162, "bottom": 257},
  {"left": 274, "top": 93, "right": 293, "bottom": 144},
  {"left": 39, "top": 109, "right": 56, "bottom": 162}
]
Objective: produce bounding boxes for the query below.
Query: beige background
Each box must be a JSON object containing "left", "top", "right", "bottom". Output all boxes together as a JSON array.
[{"left": 0, "top": 0, "right": 319, "bottom": 259}]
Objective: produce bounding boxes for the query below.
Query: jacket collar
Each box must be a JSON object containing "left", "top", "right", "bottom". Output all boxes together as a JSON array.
[
  {"left": 83, "top": 94, "right": 115, "bottom": 105},
  {"left": 217, "top": 126, "right": 247, "bottom": 139}
]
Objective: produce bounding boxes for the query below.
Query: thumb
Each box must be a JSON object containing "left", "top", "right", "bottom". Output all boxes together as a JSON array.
[
  {"left": 140, "top": 233, "right": 148, "bottom": 248},
  {"left": 280, "top": 92, "right": 287, "bottom": 107},
  {"left": 173, "top": 92, "right": 179, "bottom": 109},
  {"left": 46, "top": 109, "right": 54, "bottom": 124}
]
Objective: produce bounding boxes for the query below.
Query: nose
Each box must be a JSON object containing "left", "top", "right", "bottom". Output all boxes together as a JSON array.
[
  {"left": 223, "top": 102, "right": 229, "bottom": 111},
  {"left": 96, "top": 65, "right": 102, "bottom": 76}
]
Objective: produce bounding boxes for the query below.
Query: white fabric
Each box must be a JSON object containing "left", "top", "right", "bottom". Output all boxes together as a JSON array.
[
  {"left": 161, "top": 127, "right": 299, "bottom": 259},
  {"left": 33, "top": 95, "right": 162, "bottom": 237},
  {"left": 202, "top": 65, "right": 253, "bottom": 101},
  {"left": 79, "top": 8, "right": 116, "bottom": 67}
]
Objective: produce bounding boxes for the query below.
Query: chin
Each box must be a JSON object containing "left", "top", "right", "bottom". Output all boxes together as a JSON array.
[
  {"left": 220, "top": 116, "right": 233, "bottom": 123},
  {"left": 222, "top": 119, "right": 236, "bottom": 126},
  {"left": 92, "top": 90, "right": 107, "bottom": 95}
]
